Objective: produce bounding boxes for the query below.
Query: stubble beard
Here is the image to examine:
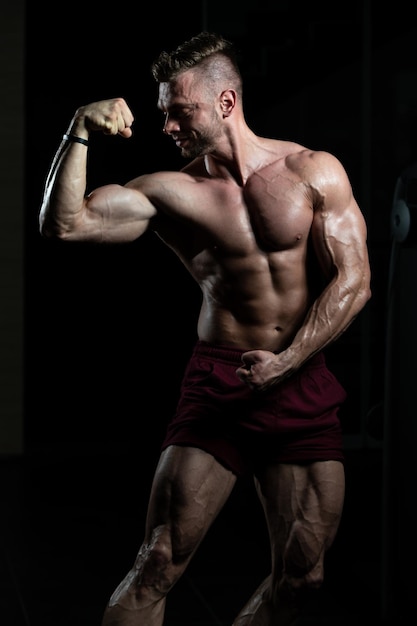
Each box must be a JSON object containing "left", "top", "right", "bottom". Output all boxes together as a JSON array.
[
  {"left": 180, "top": 118, "right": 223, "bottom": 159},
  {"left": 180, "top": 133, "right": 213, "bottom": 159}
]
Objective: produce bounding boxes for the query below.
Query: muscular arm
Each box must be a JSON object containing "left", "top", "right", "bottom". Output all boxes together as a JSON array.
[
  {"left": 238, "top": 152, "right": 372, "bottom": 390},
  {"left": 287, "top": 191, "right": 370, "bottom": 357},
  {"left": 39, "top": 98, "right": 157, "bottom": 243}
]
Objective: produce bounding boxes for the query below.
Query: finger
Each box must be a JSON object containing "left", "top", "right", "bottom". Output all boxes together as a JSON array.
[
  {"left": 240, "top": 354, "right": 254, "bottom": 369},
  {"left": 236, "top": 365, "right": 252, "bottom": 383},
  {"left": 102, "top": 128, "right": 132, "bottom": 139},
  {"left": 105, "top": 114, "right": 133, "bottom": 138},
  {"left": 119, "top": 125, "right": 133, "bottom": 139}
]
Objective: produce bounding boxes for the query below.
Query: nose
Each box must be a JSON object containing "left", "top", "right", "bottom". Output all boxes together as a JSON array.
[{"left": 163, "top": 114, "right": 180, "bottom": 135}]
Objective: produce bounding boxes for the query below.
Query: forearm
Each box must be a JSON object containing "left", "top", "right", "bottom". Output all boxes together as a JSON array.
[
  {"left": 39, "top": 99, "right": 135, "bottom": 241},
  {"left": 285, "top": 273, "right": 371, "bottom": 368},
  {"left": 39, "top": 118, "right": 90, "bottom": 239}
]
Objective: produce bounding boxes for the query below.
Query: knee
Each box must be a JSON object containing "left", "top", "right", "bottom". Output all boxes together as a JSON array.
[
  {"left": 271, "top": 570, "right": 323, "bottom": 621},
  {"left": 134, "top": 524, "right": 197, "bottom": 594},
  {"left": 281, "top": 566, "right": 323, "bottom": 597},
  {"left": 280, "top": 522, "right": 325, "bottom": 594},
  {"left": 270, "top": 565, "right": 323, "bottom": 614},
  {"left": 134, "top": 535, "right": 176, "bottom": 597},
  {"left": 103, "top": 532, "right": 184, "bottom": 622},
  {"left": 103, "top": 550, "right": 166, "bottom": 623}
]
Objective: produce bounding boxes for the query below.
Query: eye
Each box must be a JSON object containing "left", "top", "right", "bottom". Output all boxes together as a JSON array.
[
  {"left": 179, "top": 106, "right": 196, "bottom": 119},
  {"left": 167, "top": 105, "right": 197, "bottom": 120}
]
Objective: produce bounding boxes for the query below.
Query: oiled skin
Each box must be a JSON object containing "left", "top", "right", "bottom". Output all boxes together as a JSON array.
[{"left": 39, "top": 42, "right": 371, "bottom": 626}]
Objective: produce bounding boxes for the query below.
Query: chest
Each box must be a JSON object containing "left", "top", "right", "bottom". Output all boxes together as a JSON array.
[
  {"left": 155, "top": 167, "right": 317, "bottom": 268},
  {"left": 245, "top": 171, "right": 315, "bottom": 250},
  {"left": 202, "top": 170, "right": 315, "bottom": 253}
]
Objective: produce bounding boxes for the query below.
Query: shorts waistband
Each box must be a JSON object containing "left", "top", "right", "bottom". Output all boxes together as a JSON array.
[
  {"left": 193, "top": 341, "right": 325, "bottom": 368},
  {"left": 193, "top": 341, "right": 246, "bottom": 363}
]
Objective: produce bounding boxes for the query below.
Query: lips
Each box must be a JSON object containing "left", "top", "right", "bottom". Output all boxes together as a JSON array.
[{"left": 174, "top": 136, "right": 189, "bottom": 146}]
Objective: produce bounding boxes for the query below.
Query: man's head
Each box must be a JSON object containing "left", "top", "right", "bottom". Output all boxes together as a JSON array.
[
  {"left": 151, "top": 31, "right": 242, "bottom": 98},
  {"left": 151, "top": 32, "right": 243, "bottom": 159}
]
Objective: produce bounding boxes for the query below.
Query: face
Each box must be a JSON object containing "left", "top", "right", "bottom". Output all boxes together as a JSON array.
[{"left": 158, "top": 74, "right": 223, "bottom": 159}]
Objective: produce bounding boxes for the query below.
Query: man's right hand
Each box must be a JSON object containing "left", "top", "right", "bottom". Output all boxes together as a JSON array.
[{"left": 70, "top": 97, "right": 135, "bottom": 138}]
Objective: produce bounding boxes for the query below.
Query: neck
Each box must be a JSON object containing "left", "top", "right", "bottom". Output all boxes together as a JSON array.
[{"left": 205, "top": 124, "right": 262, "bottom": 185}]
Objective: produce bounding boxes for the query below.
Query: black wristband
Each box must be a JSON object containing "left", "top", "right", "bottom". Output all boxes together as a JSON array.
[{"left": 63, "top": 133, "right": 89, "bottom": 147}]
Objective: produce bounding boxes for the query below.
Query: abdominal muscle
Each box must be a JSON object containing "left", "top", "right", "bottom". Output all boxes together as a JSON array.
[
  {"left": 195, "top": 261, "right": 312, "bottom": 352},
  {"left": 170, "top": 196, "right": 316, "bottom": 352}
]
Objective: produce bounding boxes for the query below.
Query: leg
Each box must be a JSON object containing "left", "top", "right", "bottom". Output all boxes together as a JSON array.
[
  {"left": 233, "top": 460, "right": 345, "bottom": 626},
  {"left": 101, "top": 444, "right": 237, "bottom": 626}
]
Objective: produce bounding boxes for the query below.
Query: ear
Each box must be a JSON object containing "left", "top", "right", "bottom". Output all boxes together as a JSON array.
[{"left": 219, "top": 89, "right": 237, "bottom": 118}]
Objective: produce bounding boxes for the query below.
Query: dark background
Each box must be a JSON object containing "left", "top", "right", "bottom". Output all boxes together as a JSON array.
[
  {"left": 26, "top": 0, "right": 412, "bottom": 445},
  {"left": 2, "top": 0, "right": 417, "bottom": 624}
]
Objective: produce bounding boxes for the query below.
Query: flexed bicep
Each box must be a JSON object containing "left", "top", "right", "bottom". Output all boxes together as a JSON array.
[
  {"left": 311, "top": 185, "right": 370, "bottom": 303},
  {"left": 83, "top": 184, "right": 158, "bottom": 243},
  {"left": 307, "top": 151, "right": 369, "bottom": 287},
  {"left": 282, "top": 151, "right": 372, "bottom": 369}
]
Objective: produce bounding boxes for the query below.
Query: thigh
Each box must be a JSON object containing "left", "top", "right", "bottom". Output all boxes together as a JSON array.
[
  {"left": 145, "top": 444, "right": 237, "bottom": 554},
  {"left": 254, "top": 461, "right": 345, "bottom": 572}
]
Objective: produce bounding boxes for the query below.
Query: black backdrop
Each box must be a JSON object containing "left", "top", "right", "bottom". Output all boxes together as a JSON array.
[
  {"left": 26, "top": 0, "right": 417, "bottom": 448},
  {"left": 22, "top": 1, "right": 417, "bottom": 622}
]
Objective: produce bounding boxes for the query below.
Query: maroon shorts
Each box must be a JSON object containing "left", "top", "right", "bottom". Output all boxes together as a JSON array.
[{"left": 161, "top": 341, "right": 347, "bottom": 476}]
